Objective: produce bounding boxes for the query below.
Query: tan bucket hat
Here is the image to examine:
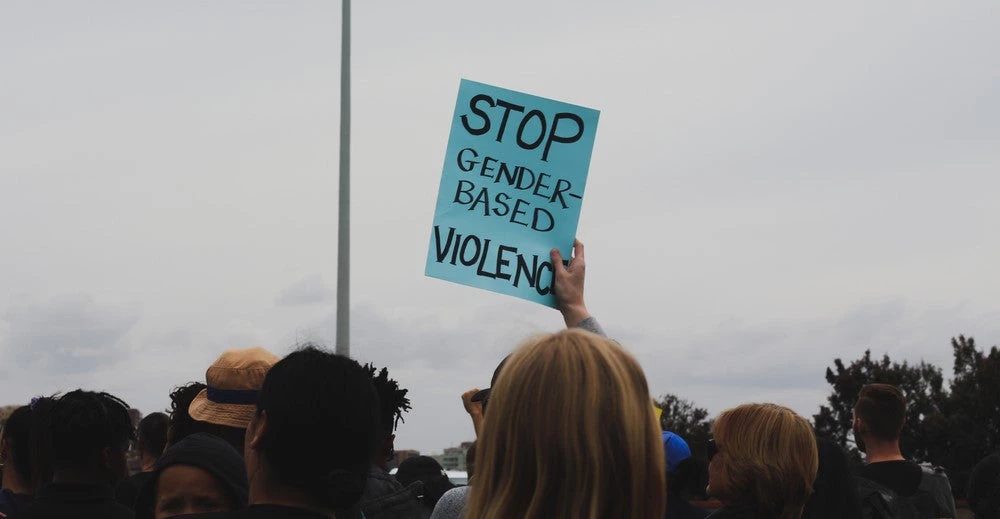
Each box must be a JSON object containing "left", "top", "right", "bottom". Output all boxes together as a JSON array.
[{"left": 188, "top": 346, "right": 280, "bottom": 429}]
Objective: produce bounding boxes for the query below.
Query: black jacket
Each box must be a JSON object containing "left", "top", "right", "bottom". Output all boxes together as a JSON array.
[
  {"left": 667, "top": 497, "right": 711, "bottom": 519},
  {"left": 857, "top": 465, "right": 957, "bottom": 519},
  {"left": 969, "top": 453, "right": 1000, "bottom": 519},
  {"left": 359, "top": 466, "right": 428, "bottom": 519},
  {"left": 707, "top": 503, "right": 780, "bottom": 519},
  {"left": 11, "top": 483, "right": 133, "bottom": 519},
  {"left": 0, "top": 489, "right": 32, "bottom": 517}
]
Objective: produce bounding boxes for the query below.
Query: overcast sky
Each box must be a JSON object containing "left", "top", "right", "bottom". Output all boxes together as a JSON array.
[{"left": 2, "top": 1, "right": 998, "bottom": 454}]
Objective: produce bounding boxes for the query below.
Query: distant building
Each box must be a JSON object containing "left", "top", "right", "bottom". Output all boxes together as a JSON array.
[{"left": 435, "top": 441, "right": 474, "bottom": 471}]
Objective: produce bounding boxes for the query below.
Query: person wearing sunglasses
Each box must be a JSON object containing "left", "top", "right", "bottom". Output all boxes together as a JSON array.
[{"left": 705, "top": 404, "right": 819, "bottom": 519}]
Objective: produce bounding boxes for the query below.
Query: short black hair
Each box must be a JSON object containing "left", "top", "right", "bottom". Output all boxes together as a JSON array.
[
  {"left": 27, "top": 397, "right": 57, "bottom": 490},
  {"left": 167, "top": 382, "right": 207, "bottom": 445},
  {"left": 2, "top": 406, "right": 33, "bottom": 482},
  {"left": 136, "top": 412, "right": 169, "bottom": 458},
  {"left": 855, "top": 384, "right": 906, "bottom": 442},
  {"left": 363, "top": 363, "right": 411, "bottom": 438},
  {"left": 256, "top": 345, "right": 379, "bottom": 510},
  {"left": 49, "top": 390, "right": 135, "bottom": 470}
]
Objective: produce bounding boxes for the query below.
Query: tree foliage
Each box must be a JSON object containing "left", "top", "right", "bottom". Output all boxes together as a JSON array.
[
  {"left": 941, "top": 336, "right": 1000, "bottom": 494},
  {"left": 813, "top": 350, "right": 946, "bottom": 461},
  {"left": 815, "top": 336, "right": 1000, "bottom": 497},
  {"left": 655, "top": 393, "right": 712, "bottom": 455}
]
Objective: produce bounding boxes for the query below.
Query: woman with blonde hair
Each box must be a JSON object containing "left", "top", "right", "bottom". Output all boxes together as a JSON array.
[
  {"left": 466, "top": 328, "right": 666, "bottom": 519},
  {"left": 706, "top": 403, "right": 819, "bottom": 519}
]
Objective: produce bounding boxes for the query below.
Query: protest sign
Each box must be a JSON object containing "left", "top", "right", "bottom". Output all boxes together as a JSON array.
[{"left": 425, "top": 79, "right": 600, "bottom": 307}]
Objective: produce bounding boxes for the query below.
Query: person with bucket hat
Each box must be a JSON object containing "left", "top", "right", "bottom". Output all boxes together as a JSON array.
[{"left": 185, "top": 347, "right": 279, "bottom": 455}]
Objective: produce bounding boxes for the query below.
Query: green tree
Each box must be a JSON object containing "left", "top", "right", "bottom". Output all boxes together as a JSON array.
[
  {"left": 655, "top": 393, "right": 712, "bottom": 453},
  {"left": 939, "top": 336, "right": 1000, "bottom": 494},
  {"left": 812, "top": 350, "right": 946, "bottom": 462},
  {"left": 815, "top": 337, "right": 1000, "bottom": 497}
]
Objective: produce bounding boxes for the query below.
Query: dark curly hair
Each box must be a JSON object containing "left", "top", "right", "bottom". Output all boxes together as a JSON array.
[
  {"left": 49, "top": 390, "right": 135, "bottom": 470},
  {"left": 256, "top": 345, "right": 379, "bottom": 510},
  {"left": 363, "top": 364, "right": 411, "bottom": 438},
  {"left": 167, "top": 382, "right": 207, "bottom": 445}
]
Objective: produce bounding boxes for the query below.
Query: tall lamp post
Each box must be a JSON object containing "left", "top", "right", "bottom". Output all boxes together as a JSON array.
[{"left": 335, "top": 0, "right": 351, "bottom": 357}]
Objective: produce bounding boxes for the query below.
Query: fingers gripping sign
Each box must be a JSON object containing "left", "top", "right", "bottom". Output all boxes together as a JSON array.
[{"left": 551, "top": 240, "right": 591, "bottom": 327}]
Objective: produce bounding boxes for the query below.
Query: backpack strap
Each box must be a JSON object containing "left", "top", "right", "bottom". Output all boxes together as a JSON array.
[
  {"left": 858, "top": 477, "right": 896, "bottom": 519},
  {"left": 918, "top": 467, "right": 957, "bottom": 519}
]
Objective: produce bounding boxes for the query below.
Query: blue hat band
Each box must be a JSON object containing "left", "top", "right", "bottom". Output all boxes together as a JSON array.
[{"left": 207, "top": 387, "right": 260, "bottom": 405}]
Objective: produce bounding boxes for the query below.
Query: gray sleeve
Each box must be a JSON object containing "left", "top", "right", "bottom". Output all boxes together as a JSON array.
[
  {"left": 928, "top": 470, "right": 958, "bottom": 519},
  {"left": 574, "top": 316, "right": 606, "bottom": 337},
  {"left": 430, "top": 486, "right": 469, "bottom": 519}
]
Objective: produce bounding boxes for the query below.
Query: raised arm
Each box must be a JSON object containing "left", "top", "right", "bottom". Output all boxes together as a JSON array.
[{"left": 551, "top": 239, "right": 606, "bottom": 336}]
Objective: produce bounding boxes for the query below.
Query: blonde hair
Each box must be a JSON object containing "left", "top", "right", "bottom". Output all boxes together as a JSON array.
[
  {"left": 710, "top": 403, "right": 819, "bottom": 519},
  {"left": 466, "top": 329, "right": 665, "bottom": 519}
]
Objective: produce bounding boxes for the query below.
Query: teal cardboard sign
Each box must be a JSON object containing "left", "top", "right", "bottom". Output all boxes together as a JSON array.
[{"left": 425, "top": 79, "right": 600, "bottom": 307}]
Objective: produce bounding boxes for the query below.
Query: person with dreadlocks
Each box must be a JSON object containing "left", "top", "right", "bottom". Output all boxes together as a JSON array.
[{"left": 358, "top": 365, "right": 429, "bottom": 519}]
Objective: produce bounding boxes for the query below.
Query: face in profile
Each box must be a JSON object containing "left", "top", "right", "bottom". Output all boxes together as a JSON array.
[
  {"left": 154, "top": 465, "right": 234, "bottom": 518},
  {"left": 707, "top": 444, "right": 723, "bottom": 500}
]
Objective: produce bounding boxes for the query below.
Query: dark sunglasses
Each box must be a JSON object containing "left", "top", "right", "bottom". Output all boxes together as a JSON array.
[{"left": 707, "top": 439, "right": 718, "bottom": 461}]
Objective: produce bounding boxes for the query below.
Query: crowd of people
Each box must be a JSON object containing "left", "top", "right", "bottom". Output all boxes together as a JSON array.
[{"left": 0, "top": 240, "right": 996, "bottom": 518}]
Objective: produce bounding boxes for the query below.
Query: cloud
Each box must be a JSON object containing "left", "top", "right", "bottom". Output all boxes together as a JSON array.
[
  {"left": 1, "top": 293, "right": 140, "bottom": 374},
  {"left": 274, "top": 274, "right": 333, "bottom": 307}
]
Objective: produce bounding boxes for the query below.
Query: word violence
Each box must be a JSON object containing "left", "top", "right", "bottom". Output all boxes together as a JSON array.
[{"left": 431, "top": 226, "right": 567, "bottom": 296}]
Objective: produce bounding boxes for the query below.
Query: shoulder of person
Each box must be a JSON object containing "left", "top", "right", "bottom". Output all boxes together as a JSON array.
[
  {"left": 918, "top": 463, "right": 953, "bottom": 489},
  {"left": 430, "top": 486, "right": 469, "bottom": 519},
  {"left": 857, "top": 474, "right": 894, "bottom": 494},
  {"left": 437, "top": 486, "right": 469, "bottom": 505},
  {"left": 360, "top": 480, "right": 426, "bottom": 519}
]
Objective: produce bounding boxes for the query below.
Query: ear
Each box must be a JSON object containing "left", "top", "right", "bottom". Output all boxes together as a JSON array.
[
  {"left": 247, "top": 411, "right": 268, "bottom": 451},
  {"left": 0, "top": 437, "right": 9, "bottom": 461}
]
